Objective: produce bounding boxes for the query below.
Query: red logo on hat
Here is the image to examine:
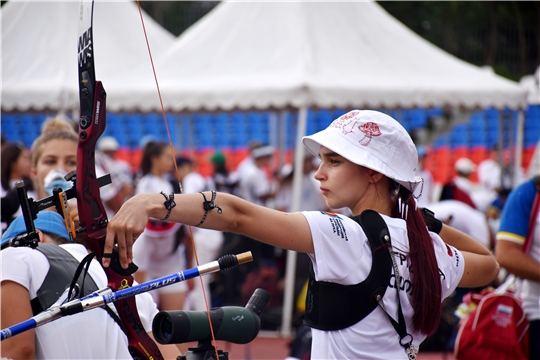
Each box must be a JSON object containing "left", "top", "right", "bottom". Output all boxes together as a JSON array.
[
  {"left": 330, "top": 111, "right": 361, "bottom": 135},
  {"left": 340, "top": 110, "right": 360, "bottom": 121},
  {"left": 358, "top": 122, "right": 381, "bottom": 146}
]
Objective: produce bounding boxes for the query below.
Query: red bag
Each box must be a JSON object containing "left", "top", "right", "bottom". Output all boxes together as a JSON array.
[
  {"left": 456, "top": 176, "right": 540, "bottom": 359},
  {"left": 454, "top": 284, "right": 529, "bottom": 360}
]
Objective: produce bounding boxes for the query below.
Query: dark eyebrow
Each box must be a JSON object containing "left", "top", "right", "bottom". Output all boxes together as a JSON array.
[{"left": 319, "top": 149, "right": 340, "bottom": 158}]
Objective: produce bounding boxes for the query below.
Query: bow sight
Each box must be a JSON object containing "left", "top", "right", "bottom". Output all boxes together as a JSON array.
[{"left": 9, "top": 173, "right": 111, "bottom": 249}]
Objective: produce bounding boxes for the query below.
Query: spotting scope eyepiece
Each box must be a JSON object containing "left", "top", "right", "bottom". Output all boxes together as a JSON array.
[{"left": 152, "top": 288, "right": 270, "bottom": 345}]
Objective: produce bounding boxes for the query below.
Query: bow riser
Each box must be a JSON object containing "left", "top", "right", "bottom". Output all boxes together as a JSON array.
[{"left": 77, "top": 80, "right": 108, "bottom": 241}]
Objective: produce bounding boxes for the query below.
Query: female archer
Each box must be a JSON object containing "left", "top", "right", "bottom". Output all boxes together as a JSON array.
[{"left": 106, "top": 110, "right": 499, "bottom": 359}]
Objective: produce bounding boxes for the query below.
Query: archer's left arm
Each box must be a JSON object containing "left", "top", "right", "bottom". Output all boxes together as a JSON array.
[{"left": 105, "top": 192, "right": 313, "bottom": 268}]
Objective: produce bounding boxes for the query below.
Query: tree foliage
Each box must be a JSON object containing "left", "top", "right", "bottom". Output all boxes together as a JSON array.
[{"left": 378, "top": 1, "right": 539, "bottom": 81}]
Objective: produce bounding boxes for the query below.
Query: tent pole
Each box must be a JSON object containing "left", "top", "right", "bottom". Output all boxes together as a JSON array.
[
  {"left": 498, "top": 109, "right": 504, "bottom": 187},
  {"left": 279, "top": 110, "right": 287, "bottom": 171},
  {"left": 514, "top": 108, "right": 524, "bottom": 186},
  {"left": 281, "top": 106, "right": 308, "bottom": 338}
]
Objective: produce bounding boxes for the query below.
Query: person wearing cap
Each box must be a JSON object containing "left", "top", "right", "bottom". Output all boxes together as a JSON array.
[
  {"left": 207, "top": 151, "right": 240, "bottom": 196},
  {"left": 236, "top": 140, "right": 262, "bottom": 178},
  {"left": 96, "top": 136, "right": 135, "bottom": 219},
  {"left": 1, "top": 211, "right": 180, "bottom": 359},
  {"left": 237, "top": 144, "right": 277, "bottom": 206},
  {"left": 236, "top": 143, "right": 279, "bottom": 271},
  {"left": 439, "top": 157, "right": 478, "bottom": 210},
  {"left": 105, "top": 110, "right": 499, "bottom": 359},
  {"left": 454, "top": 157, "right": 477, "bottom": 195}
]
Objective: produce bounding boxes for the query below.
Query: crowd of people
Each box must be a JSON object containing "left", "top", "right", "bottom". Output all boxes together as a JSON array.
[{"left": 1, "top": 111, "right": 538, "bottom": 359}]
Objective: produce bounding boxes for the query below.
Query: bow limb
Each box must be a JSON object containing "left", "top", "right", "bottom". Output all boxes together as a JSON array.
[
  {"left": 134, "top": 1, "right": 219, "bottom": 353},
  {"left": 76, "top": 1, "right": 163, "bottom": 358}
]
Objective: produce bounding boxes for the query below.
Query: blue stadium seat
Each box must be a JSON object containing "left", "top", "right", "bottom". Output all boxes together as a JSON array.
[
  {"left": 306, "top": 110, "right": 319, "bottom": 136},
  {"left": 469, "top": 126, "right": 488, "bottom": 147},
  {"left": 316, "top": 109, "right": 334, "bottom": 129},
  {"left": 3, "top": 128, "right": 20, "bottom": 143},
  {"left": 469, "top": 111, "right": 486, "bottom": 130},
  {"left": 281, "top": 111, "right": 296, "bottom": 149},
  {"left": 409, "top": 108, "right": 427, "bottom": 129},
  {"left": 210, "top": 112, "right": 229, "bottom": 148},
  {"left": 525, "top": 105, "right": 540, "bottom": 120},
  {"left": 525, "top": 116, "right": 540, "bottom": 132},
  {"left": 451, "top": 124, "right": 468, "bottom": 147},
  {"left": 163, "top": 113, "right": 179, "bottom": 146},
  {"left": 35, "top": 113, "right": 48, "bottom": 131},
  {"left": 333, "top": 109, "right": 348, "bottom": 119},
  {"left": 177, "top": 114, "right": 192, "bottom": 149},
  {"left": 1, "top": 113, "right": 18, "bottom": 133},
  {"left": 485, "top": 107, "right": 500, "bottom": 126},
  {"left": 427, "top": 107, "right": 444, "bottom": 117},
  {"left": 433, "top": 134, "right": 450, "bottom": 149},
  {"left": 110, "top": 127, "right": 128, "bottom": 147}
]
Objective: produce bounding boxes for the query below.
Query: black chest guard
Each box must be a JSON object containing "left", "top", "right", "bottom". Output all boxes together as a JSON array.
[
  {"left": 303, "top": 210, "right": 394, "bottom": 331},
  {"left": 31, "top": 243, "right": 100, "bottom": 315},
  {"left": 31, "top": 243, "right": 126, "bottom": 332}
]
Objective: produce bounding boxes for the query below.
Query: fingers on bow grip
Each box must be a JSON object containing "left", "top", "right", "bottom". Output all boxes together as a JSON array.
[{"left": 102, "top": 248, "right": 138, "bottom": 276}]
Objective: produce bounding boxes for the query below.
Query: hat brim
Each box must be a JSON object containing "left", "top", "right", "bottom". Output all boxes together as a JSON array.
[{"left": 303, "top": 130, "right": 422, "bottom": 192}]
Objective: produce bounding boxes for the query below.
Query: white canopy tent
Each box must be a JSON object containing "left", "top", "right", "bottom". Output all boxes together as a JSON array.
[
  {"left": 106, "top": 0, "right": 528, "bottom": 336},
  {"left": 519, "top": 66, "right": 540, "bottom": 105},
  {"left": 1, "top": 0, "right": 175, "bottom": 113},
  {"left": 107, "top": 1, "right": 527, "bottom": 112}
]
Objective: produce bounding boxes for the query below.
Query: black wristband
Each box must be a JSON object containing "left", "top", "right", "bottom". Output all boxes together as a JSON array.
[
  {"left": 160, "top": 192, "right": 176, "bottom": 221},
  {"left": 195, "top": 191, "right": 222, "bottom": 227},
  {"left": 420, "top": 207, "right": 443, "bottom": 234}
]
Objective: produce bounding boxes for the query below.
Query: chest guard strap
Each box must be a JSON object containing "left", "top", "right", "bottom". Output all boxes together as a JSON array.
[
  {"left": 304, "top": 210, "right": 394, "bottom": 331},
  {"left": 31, "top": 243, "right": 100, "bottom": 315}
]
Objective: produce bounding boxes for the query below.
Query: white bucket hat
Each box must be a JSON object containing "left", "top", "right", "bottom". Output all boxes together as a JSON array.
[{"left": 302, "top": 110, "right": 422, "bottom": 192}]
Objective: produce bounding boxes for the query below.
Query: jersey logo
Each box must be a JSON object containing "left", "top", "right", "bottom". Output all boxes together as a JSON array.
[
  {"left": 320, "top": 211, "right": 341, "bottom": 218},
  {"left": 445, "top": 244, "right": 453, "bottom": 257}
]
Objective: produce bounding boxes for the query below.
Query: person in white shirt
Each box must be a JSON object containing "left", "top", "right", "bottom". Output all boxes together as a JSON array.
[
  {"left": 96, "top": 136, "right": 134, "bottom": 219},
  {"left": 453, "top": 157, "right": 477, "bottom": 197},
  {"left": 237, "top": 144, "right": 277, "bottom": 206},
  {"left": 176, "top": 156, "right": 223, "bottom": 311},
  {"left": 1, "top": 211, "right": 180, "bottom": 359},
  {"left": 236, "top": 144, "right": 279, "bottom": 271},
  {"left": 439, "top": 157, "right": 478, "bottom": 210},
  {"left": 106, "top": 110, "right": 499, "bottom": 359},
  {"left": 275, "top": 154, "right": 326, "bottom": 213},
  {"left": 427, "top": 200, "right": 492, "bottom": 250},
  {"left": 236, "top": 140, "right": 262, "bottom": 178},
  {"left": 132, "top": 141, "right": 187, "bottom": 311}
]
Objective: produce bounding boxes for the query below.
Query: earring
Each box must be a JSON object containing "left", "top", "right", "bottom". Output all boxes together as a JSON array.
[{"left": 398, "top": 195, "right": 409, "bottom": 220}]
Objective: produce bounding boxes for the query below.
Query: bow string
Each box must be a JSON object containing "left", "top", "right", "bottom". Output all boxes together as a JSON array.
[{"left": 134, "top": 1, "right": 220, "bottom": 355}]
